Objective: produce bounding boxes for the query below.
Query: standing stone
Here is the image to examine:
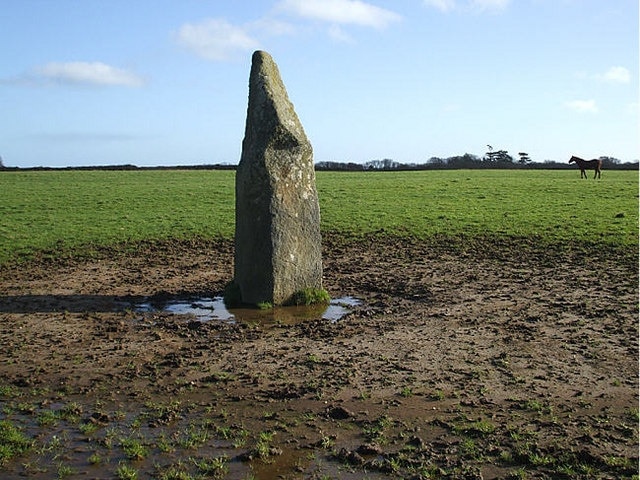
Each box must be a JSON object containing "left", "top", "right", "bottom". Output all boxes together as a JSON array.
[{"left": 234, "top": 50, "right": 322, "bottom": 306}]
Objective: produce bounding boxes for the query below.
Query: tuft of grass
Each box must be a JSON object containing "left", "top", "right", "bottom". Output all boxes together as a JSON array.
[
  {"left": 192, "top": 455, "right": 229, "bottom": 477},
  {"left": 320, "top": 435, "right": 335, "bottom": 450},
  {"left": 305, "top": 353, "right": 322, "bottom": 366},
  {"left": 175, "top": 425, "right": 209, "bottom": 450},
  {"left": 0, "top": 385, "right": 20, "bottom": 398},
  {"left": 453, "top": 418, "right": 496, "bottom": 436},
  {"left": 257, "top": 301, "right": 273, "bottom": 310},
  {"left": 626, "top": 407, "right": 639, "bottom": 422},
  {"left": 358, "top": 390, "right": 371, "bottom": 400},
  {"left": 288, "top": 288, "right": 331, "bottom": 306},
  {"left": 56, "top": 463, "right": 75, "bottom": 478},
  {"left": 429, "top": 390, "right": 445, "bottom": 401},
  {"left": 116, "top": 463, "right": 138, "bottom": 480},
  {"left": 120, "top": 437, "right": 150, "bottom": 460},
  {"left": 0, "top": 420, "right": 34, "bottom": 465},
  {"left": 155, "top": 463, "right": 195, "bottom": 480},
  {"left": 231, "top": 428, "right": 249, "bottom": 449},
  {"left": 256, "top": 431, "right": 275, "bottom": 459},
  {"left": 362, "top": 415, "right": 393, "bottom": 442},
  {"left": 519, "top": 398, "right": 552, "bottom": 414},
  {"left": 78, "top": 421, "right": 100, "bottom": 435},
  {"left": 37, "top": 409, "right": 60, "bottom": 427},
  {"left": 400, "top": 386, "right": 413, "bottom": 398}
]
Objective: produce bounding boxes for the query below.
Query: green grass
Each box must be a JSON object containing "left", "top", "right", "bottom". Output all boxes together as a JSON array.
[
  {"left": 316, "top": 170, "right": 638, "bottom": 244},
  {"left": 288, "top": 287, "right": 331, "bottom": 306},
  {"left": 0, "top": 170, "right": 235, "bottom": 263},
  {"left": 0, "top": 419, "right": 34, "bottom": 466},
  {"left": 0, "top": 169, "right": 637, "bottom": 264}
]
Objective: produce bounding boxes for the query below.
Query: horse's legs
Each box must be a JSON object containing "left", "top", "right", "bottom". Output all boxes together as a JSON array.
[{"left": 581, "top": 169, "right": 586, "bottom": 179}]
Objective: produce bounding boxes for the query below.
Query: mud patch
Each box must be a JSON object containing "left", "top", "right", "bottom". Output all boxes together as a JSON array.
[{"left": 0, "top": 234, "right": 637, "bottom": 479}]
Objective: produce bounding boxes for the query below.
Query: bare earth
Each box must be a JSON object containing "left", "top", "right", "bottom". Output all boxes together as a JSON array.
[{"left": 0, "top": 235, "right": 637, "bottom": 479}]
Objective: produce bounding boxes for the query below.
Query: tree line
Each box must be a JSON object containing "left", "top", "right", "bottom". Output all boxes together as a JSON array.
[
  {"left": 1, "top": 152, "right": 637, "bottom": 172},
  {"left": 316, "top": 152, "right": 638, "bottom": 171}
]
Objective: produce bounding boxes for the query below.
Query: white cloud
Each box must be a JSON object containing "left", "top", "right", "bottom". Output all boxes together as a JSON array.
[
  {"left": 471, "top": 0, "right": 510, "bottom": 11},
  {"left": 279, "top": 0, "right": 401, "bottom": 28},
  {"left": 423, "top": 0, "right": 456, "bottom": 12},
  {"left": 29, "top": 132, "right": 139, "bottom": 143},
  {"left": 424, "top": 0, "right": 510, "bottom": 12},
  {"left": 600, "top": 66, "right": 631, "bottom": 84},
  {"left": 328, "top": 24, "right": 355, "bottom": 43},
  {"left": 175, "top": 18, "right": 260, "bottom": 61},
  {"left": 33, "top": 62, "right": 145, "bottom": 87},
  {"left": 250, "top": 17, "right": 297, "bottom": 37},
  {"left": 565, "top": 99, "right": 598, "bottom": 114}
]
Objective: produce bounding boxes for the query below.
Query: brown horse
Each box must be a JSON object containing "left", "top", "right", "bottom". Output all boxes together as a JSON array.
[{"left": 569, "top": 155, "right": 602, "bottom": 179}]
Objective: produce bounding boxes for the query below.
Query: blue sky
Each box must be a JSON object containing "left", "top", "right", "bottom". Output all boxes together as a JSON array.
[{"left": 1, "top": 0, "right": 637, "bottom": 167}]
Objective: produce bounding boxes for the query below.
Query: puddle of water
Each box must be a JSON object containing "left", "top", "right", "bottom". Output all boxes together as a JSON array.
[
  {"left": 134, "top": 296, "right": 361, "bottom": 325},
  {"left": 249, "top": 447, "right": 308, "bottom": 478}
]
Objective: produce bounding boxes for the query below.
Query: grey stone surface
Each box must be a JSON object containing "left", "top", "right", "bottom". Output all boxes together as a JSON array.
[{"left": 234, "top": 50, "right": 322, "bottom": 305}]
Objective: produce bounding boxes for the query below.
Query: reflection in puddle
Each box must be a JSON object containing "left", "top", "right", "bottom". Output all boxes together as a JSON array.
[{"left": 134, "top": 296, "right": 360, "bottom": 325}]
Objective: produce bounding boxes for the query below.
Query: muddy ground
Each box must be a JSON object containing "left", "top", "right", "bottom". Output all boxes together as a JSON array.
[{"left": 0, "top": 235, "right": 637, "bottom": 479}]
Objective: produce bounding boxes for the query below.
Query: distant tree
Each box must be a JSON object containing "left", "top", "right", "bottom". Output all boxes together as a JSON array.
[
  {"left": 484, "top": 145, "right": 493, "bottom": 162},
  {"left": 599, "top": 156, "right": 620, "bottom": 169},
  {"left": 484, "top": 147, "right": 513, "bottom": 164},
  {"left": 315, "top": 161, "right": 364, "bottom": 171},
  {"left": 365, "top": 158, "right": 400, "bottom": 170},
  {"left": 447, "top": 153, "right": 481, "bottom": 168},
  {"left": 518, "top": 152, "right": 532, "bottom": 165},
  {"left": 427, "top": 156, "right": 446, "bottom": 167},
  {"left": 0, "top": 155, "right": 4, "bottom": 168}
]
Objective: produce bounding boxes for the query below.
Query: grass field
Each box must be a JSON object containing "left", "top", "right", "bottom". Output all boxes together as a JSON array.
[{"left": 0, "top": 169, "right": 637, "bottom": 264}]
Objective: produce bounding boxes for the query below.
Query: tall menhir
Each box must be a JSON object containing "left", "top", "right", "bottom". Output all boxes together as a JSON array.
[{"left": 234, "top": 50, "right": 322, "bottom": 306}]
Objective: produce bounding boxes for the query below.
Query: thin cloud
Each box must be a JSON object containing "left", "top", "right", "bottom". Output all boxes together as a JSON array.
[
  {"left": 328, "top": 25, "right": 355, "bottom": 43},
  {"left": 279, "top": 0, "right": 401, "bottom": 28},
  {"left": 29, "top": 132, "right": 140, "bottom": 143},
  {"left": 423, "top": 0, "right": 456, "bottom": 12},
  {"left": 174, "top": 18, "right": 260, "bottom": 61},
  {"left": 424, "top": 0, "right": 510, "bottom": 12},
  {"left": 29, "top": 62, "right": 145, "bottom": 87},
  {"left": 471, "top": 0, "right": 510, "bottom": 11},
  {"left": 565, "top": 99, "right": 598, "bottom": 114},
  {"left": 600, "top": 66, "right": 631, "bottom": 84},
  {"left": 249, "top": 17, "right": 297, "bottom": 37}
]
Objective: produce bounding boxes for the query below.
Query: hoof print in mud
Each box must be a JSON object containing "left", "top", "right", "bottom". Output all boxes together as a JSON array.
[
  {"left": 325, "top": 405, "right": 354, "bottom": 420},
  {"left": 336, "top": 447, "right": 365, "bottom": 465}
]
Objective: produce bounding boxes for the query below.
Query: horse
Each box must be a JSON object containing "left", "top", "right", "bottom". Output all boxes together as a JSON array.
[{"left": 569, "top": 155, "right": 602, "bottom": 179}]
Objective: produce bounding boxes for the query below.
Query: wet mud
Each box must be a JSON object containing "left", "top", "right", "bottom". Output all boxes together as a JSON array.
[{"left": 0, "top": 235, "right": 637, "bottom": 479}]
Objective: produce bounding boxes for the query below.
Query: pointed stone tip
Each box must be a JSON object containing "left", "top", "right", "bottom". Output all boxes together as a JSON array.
[
  {"left": 250, "top": 50, "right": 277, "bottom": 81},
  {"left": 252, "top": 50, "right": 272, "bottom": 63}
]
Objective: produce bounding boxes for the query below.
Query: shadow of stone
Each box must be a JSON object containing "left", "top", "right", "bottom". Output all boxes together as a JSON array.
[{"left": 0, "top": 294, "right": 151, "bottom": 314}]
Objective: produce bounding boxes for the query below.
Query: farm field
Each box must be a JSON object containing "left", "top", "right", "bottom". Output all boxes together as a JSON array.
[
  {"left": 0, "top": 169, "right": 638, "bottom": 479},
  {"left": 0, "top": 169, "right": 637, "bottom": 264}
]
